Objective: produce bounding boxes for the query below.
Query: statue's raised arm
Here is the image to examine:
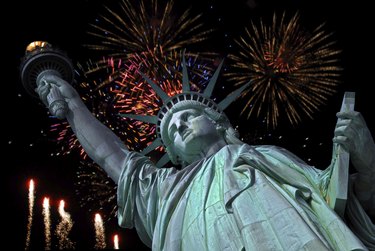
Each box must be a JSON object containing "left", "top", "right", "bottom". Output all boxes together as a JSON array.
[
  {"left": 20, "top": 41, "right": 130, "bottom": 183},
  {"left": 37, "top": 74, "right": 129, "bottom": 183}
]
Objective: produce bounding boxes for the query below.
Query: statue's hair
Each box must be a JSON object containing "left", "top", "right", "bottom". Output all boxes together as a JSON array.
[{"left": 163, "top": 106, "right": 242, "bottom": 167}]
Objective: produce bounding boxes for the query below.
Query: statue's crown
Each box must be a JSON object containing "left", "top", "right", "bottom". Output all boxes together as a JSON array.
[{"left": 120, "top": 55, "right": 250, "bottom": 167}]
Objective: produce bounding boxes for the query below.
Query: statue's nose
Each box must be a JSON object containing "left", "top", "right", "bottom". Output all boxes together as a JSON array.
[{"left": 177, "top": 121, "right": 188, "bottom": 136}]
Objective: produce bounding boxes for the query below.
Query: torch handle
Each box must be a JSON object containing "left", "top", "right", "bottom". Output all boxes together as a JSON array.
[{"left": 40, "top": 78, "right": 68, "bottom": 120}]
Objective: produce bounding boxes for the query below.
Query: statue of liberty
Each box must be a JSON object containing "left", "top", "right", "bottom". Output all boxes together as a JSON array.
[{"left": 36, "top": 54, "right": 374, "bottom": 250}]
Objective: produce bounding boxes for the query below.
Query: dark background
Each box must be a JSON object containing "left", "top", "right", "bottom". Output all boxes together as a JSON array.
[{"left": 4, "top": 0, "right": 373, "bottom": 250}]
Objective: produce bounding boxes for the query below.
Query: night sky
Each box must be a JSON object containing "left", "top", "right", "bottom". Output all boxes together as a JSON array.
[{"left": 5, "top": 0, "right": 374, "bottom": 250}]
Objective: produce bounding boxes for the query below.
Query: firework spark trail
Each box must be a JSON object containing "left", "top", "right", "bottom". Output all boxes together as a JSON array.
[
  {"left": 25, "top": 179, "right": 35, "bottom": 250},
  {"left": 94, "top": 213, "right": 106, "bottom": 249},
  {"left": 56, "top": 200, "right": 75, "bottom": 249},
  {"left": 42, "top": 197, "right": 51, "bottom": 250},
  {"left": 227, "top": 12, "right": 342, "bottom": 128},
  {"left": 113, "top": 234, "right": 119, "bottom": 249}
]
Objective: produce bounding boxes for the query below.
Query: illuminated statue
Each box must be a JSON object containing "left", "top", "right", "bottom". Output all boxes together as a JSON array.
[{"left": 37, "top": 60, "right": 374, "bottom": 250}]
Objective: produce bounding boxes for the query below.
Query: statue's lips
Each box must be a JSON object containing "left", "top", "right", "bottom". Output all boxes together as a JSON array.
[{"left": 182, "top": 129, "right": 192, "bottom": 141}]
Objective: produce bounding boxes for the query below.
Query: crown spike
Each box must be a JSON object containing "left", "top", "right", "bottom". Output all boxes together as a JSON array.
[
  {"left": 218, "top": 81, "right": 252, "bottom": 110},
  {"left": 141, "top": 138, "right": 163, "bottom": 155},
  {"left": 119, "top": 114, "right": 158, "bottom": 124},
  {"left": 182, "top": 53, "right": 190, "bottom": 92},
  {"left": 156, "top": 153, "right": 170, "bottom": 168},
  {"left": 203, "top": 59, "right": 224, "bottom": 98},
  {"left": 139, "top": 71, "right": 169, "bottom": 102}
]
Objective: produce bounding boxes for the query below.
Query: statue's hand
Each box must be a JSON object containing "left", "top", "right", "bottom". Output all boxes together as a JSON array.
[
  {"left": 333, "top": 111, "right": 375, "bottom": 175},
  {"left": 35, "top": 75, "right": 79, "bottom": 107}
]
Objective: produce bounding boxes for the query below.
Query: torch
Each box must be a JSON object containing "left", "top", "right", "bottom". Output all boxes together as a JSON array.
[{"left": 20, "top": 41, "right": 74, "bottom": 119}]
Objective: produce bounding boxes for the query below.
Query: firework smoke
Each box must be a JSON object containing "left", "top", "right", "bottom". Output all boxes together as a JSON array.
[
  {"left": 94, "top": 213, "right": 106, "bottom": 249},
  {"left": 25, "top": 179, "right": 35, "bottom": 250},
  {"left": 56, "top": 200, "right": 75, "bottom": 249},
  {"left": 42, "top": 197, "right": 51, "bottom": 250}
]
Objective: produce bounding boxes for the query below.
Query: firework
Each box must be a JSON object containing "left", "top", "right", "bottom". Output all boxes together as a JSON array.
[
  {"left": 81, "top": 0, "right": 215, "bottom": 94},
  {"left": 85, "top": 0, "right": 212, "bottom": 58},
  {"left": 94, "top": 213, "right": 106, "bottom": 249},
  {"left": 113, "top": 234, "right": 119, "bottom": 249},
  {"left": 75, "top": 160, "right": 117, "bottom": 221},
  {"left": 227, "top": 12, "right": 342, "bottom": 128},
  {"left": 42, "top": 197, "right": 51, "bottom": 250},
  {"left": 56, "top": 200, "right": 75, "bottom": 249},
  {"left": 25, "top": 179, "right": 35, "bottom": 250}
]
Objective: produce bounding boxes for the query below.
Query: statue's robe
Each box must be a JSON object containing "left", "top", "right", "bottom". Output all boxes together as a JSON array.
[{"left": 117, "top": 144, "right": 374, "bottom": 250}]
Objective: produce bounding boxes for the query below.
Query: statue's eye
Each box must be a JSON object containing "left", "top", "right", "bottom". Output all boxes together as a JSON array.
[
  {"left": 181, "top": 113, "right": 190, "bottom": 121},
  {"left": 182, "top": 112, "right": 196, "bottom": 122}
]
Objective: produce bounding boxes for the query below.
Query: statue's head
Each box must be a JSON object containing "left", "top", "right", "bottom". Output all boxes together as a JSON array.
[
  {"left": 159, "top": 96, "right": 241, "bottom": 167},
  {"left": 120, "top": 56, "right": 249, "bottom": 168}
]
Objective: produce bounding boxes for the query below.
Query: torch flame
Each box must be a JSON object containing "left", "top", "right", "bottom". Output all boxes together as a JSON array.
[{"left": 25, "top": 41, "right": 50, "bottom": 53}]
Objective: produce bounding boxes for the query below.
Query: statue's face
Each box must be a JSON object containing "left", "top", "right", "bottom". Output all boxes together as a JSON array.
[{"left": 167, "top": 108, "right": 223, "bottom": 163}]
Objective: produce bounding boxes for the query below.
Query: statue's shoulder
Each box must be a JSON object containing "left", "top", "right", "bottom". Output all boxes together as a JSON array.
[{"left": 254, "top": 145, "right": 301, "bottom": 160}]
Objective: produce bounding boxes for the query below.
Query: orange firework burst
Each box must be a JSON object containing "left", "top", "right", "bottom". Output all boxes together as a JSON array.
[
  {"left": 85, "top": 0, "right": 212, "bottom": 58},
  {"left": 81, "top": 0, "right": 215, "bottom": 93},
  {"left": 226, "top": 12, "right": 342, "bottom": 128}
]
